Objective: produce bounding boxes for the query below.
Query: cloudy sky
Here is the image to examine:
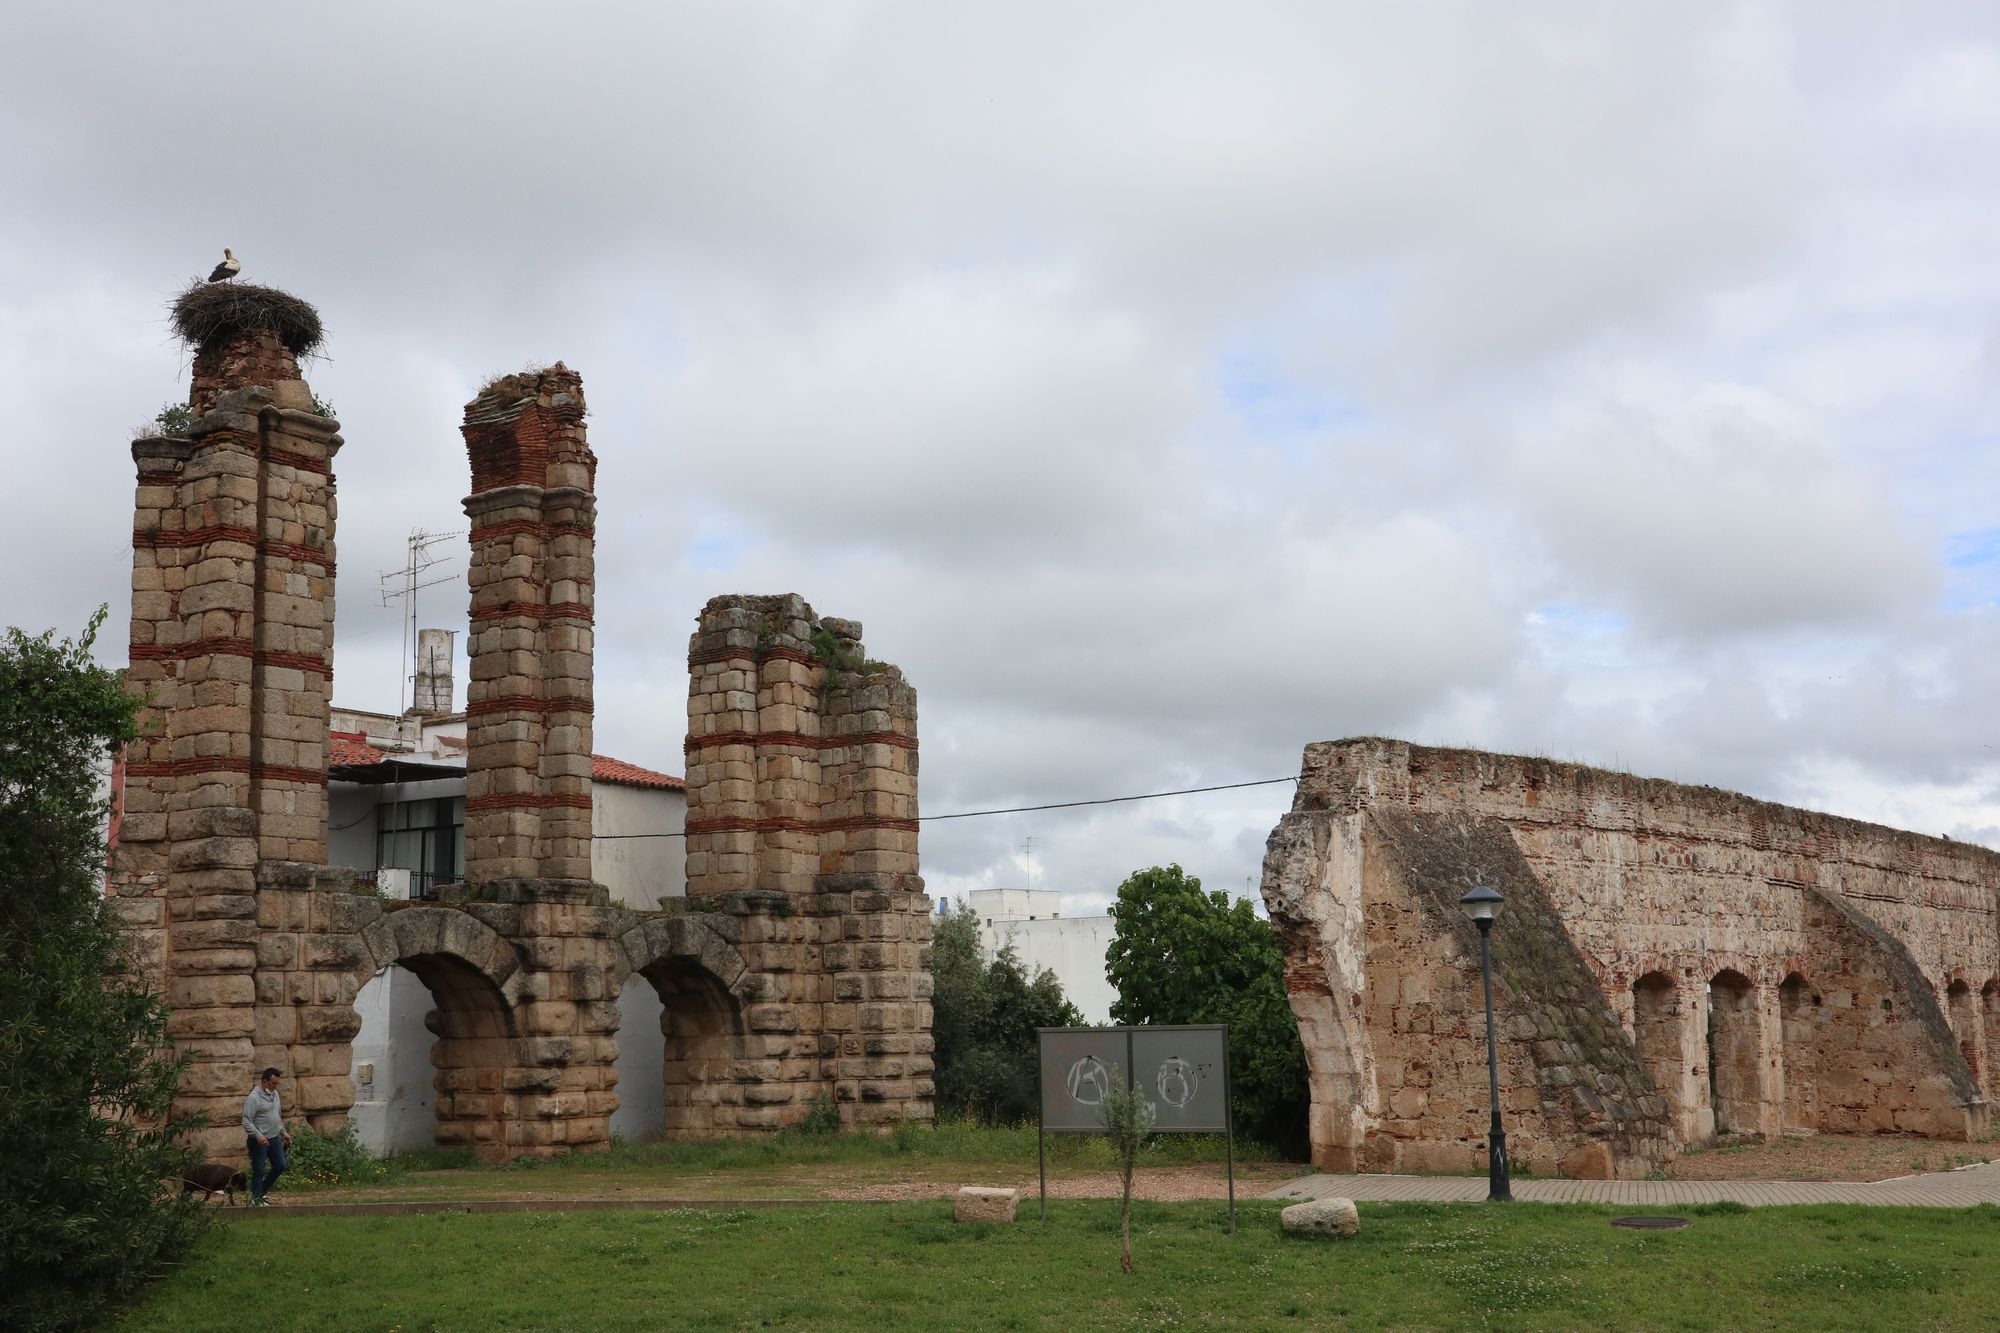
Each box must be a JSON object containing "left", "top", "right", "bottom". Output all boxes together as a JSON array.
[{"left": 5, "top": 2, "right": 1996, "bottom": 914}]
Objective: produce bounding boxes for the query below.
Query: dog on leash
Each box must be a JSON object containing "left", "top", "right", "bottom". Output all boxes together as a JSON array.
[{"left": 181, "top": 1162, "right": 248, "bottom": 1206}]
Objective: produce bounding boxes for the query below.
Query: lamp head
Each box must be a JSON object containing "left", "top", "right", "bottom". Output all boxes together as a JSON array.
[{"left": 1459, "top": 884, "right": 1504, "bottom": 923}]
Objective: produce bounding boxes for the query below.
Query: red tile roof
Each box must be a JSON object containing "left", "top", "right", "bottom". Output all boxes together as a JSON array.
[
  {"left": 592, "top": 754, "right": 685, "bottom": 791},
  {"left": 329, "top": 731, "right": 384, "bottom": 767},
  {"left": 327, "top": 730, "right": 682, "bottom": 792}
]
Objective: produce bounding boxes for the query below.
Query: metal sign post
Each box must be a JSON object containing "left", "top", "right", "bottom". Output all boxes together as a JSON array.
[{"left": 1035, "top": 1024, "right": 1234, "bottom": 1233}]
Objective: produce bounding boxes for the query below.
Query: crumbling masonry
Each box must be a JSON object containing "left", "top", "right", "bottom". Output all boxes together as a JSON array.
[
  {"left": 1262, "top": 738, "right": 1999, "bottom": 1179},
  {"left": 111, "top": 289, "right": 931, "bottom": 1161}
]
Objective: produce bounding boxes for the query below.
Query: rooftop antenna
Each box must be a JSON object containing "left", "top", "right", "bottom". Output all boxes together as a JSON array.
[
  {"left": 1023, "top": 835, "right": 1036, "bottom": 894},
  {"left": 379, "top": 527, "right": 463, "bottom": 713}
]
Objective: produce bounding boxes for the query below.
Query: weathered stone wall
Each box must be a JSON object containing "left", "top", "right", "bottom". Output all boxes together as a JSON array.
[
  {"left": 112, "top": 328, "right": 340, "bottom": 1145},
  {"left": 1263, "top": 737, "right": 1997, "bottom": 1177},
  {"left": 461, "top": 365, "right": 596, "bottom": 888},
  {"left": 115, "top": 305, "right": 933, "bottom": 1162},
  {"left": 683, "top": 595, "right": 934, "bottom": 1127}
]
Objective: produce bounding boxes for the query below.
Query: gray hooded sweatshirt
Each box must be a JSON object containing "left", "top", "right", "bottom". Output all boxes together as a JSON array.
[{"left": 242, "top": 1084, "right": 284, "bottom": 1139}]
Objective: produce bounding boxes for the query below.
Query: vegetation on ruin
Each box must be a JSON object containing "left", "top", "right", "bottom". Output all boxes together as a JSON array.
[
  {"left": 137, "top": 401, "right": 192, "bottom": 439},
  {"left": 930, "top": 899, "right": 1085, "bottom": 1125},
  {"left": 0, "top": 610, "right": 209, "bottom": 1332},
  {"left": 169, "top": 280, "right": 325, "bottom": 356},
  {"left": 1106, "top": 864, "right": 1310, "bottom": 1154},
  {"left": 117, "top": 1199, "right": 2000, "bottom": 1331}
]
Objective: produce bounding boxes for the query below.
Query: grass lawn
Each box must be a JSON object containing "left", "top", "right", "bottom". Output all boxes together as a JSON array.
[
  {"left": 115, "top": 1199, "right": 2000, "bottom": 1332},
  {"left": 286, "top": 1120, "right": 1290, "bottom": 1204}
]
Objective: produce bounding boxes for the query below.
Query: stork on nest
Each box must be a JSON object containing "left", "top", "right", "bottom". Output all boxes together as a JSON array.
[
  {"left": 207, "top": 247, "right": 241, "bottom": 282},
  {"left": 170, "top": 281, "right": 325, "bottom": 357}
]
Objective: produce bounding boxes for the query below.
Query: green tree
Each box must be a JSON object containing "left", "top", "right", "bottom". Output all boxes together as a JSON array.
[
  {"left": 930, "top": 900, "right": 1084, "bottom": 1124},
  {"left": 1105, "top": 864, "right": 1308, "bottom": 1154},
  {"left": 0, "top": 611, "right": 207, "bottom": 1332}
]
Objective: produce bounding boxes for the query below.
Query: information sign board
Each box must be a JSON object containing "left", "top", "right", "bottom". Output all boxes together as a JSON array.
[{"left": 1034, "top": 1024, "right": 1235, "bottom": 1230}]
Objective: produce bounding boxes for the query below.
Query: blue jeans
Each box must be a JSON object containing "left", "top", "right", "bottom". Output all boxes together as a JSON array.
[{"left": 247, "top": 1135, "right": 288, "bottom": 1200}]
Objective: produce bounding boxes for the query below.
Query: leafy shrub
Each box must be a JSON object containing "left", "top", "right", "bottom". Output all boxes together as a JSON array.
[
  {"left": 799, "top": 1093, "right": 842, "bottom": 1136},
  {"left": 0, "top": 610, "right": 209, "bottom": 1332},
  {"left": 1106, "top": 865, "right": 1309, "bottom": 1155},
  {"left": 286, "top": 1121, "right": 390, "bottom": 1190},
  {"left": 931, "top": 901, "right": 1083, "bottom": 1125}
]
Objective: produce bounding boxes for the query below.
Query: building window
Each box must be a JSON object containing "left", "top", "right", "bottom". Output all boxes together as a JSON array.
[{"left": 375, "top": 797, "right": 465, "bottom": 899}]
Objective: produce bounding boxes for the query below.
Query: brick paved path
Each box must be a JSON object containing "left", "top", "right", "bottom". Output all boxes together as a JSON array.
[{"left": 1263, "top": 1159, "right": 2000, "bottom": 1208}]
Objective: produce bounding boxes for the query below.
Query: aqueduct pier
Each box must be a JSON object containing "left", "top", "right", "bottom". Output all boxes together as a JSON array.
[{"left": 111, "top": 288, "right": 933, "bottom": 1160}]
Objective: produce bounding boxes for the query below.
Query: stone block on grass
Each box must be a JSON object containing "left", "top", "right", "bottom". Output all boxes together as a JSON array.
[
  {"left": 1281, "top": 1197, "right": 1359, "bottom": 1238},
  {"left": 955, "top": 1186, "right": 1019, "bottom": 1223}
]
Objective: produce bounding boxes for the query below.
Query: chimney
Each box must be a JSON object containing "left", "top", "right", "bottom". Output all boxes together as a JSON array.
[{"left": 412, "top": 628, "right": 455, "bottom": 716}]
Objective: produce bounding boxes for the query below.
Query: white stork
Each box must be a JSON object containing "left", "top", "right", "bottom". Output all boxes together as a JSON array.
[{"left": 207, "top": 248, "right": 240, "bottom": 282}]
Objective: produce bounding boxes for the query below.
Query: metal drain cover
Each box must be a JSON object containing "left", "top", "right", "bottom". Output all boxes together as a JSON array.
[{"left": 1611, "top": 1216, "right": 1691, "bottom": 1230}]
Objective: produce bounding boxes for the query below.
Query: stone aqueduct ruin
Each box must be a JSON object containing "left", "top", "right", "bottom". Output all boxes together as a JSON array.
[
  {"left": 1262, "top": 738, "right": 2000, "bottom": 1178},
  {"left": 106, "top": 287, "right": 1998, "bottom": 1175},
  {"left": 111, "top": 291, "right": 932, "bottom": 1160}
]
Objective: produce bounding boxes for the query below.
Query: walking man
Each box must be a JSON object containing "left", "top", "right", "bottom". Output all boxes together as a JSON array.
[{"left": 242, "top": 1067, "right": 292, "bottom": 1206}]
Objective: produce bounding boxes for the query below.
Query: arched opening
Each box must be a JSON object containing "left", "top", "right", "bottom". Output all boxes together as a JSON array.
[
  {"left": 609, "top": 981, "right": 667, "bottom": 1142},
  {"left": 349, "top": 964, "right": 438, "bottom": 1155},
  {"left": 1707, "top": 969, "right": 1761, "bottom": 1137},
  {"left": 347, "top": 952, "right": 517, "bottom": 1158},
  {"left": 1984, "top": 980, "right": 2000, "bottom": 1103},
  {"left": 1631, "top": 972, "right": 1683, "bottom": 1124},
  {"left": 1946, "top": 980, "right": 1980, "bottom": 1093},
  {"left": 1778, "top": 972, "right": 1817, "bottom": 1132},
  {"left": 642, "top": 959, "right": 745, "bottom": 1137}
]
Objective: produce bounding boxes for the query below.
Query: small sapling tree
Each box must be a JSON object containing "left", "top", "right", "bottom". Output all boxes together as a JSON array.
[{"left": 1098, "top": 1068, "right": 1155, "bottom": 1274}]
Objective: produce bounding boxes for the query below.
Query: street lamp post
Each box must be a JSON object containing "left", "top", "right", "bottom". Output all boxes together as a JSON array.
[{"left": 1459, "top": 884, "right": 1511, "bottom": 1203}]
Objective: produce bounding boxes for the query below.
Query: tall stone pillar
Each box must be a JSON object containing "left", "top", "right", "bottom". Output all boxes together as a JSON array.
[
  {"left": 461, "top": 365, "right": 597, "bottom": 893},
  {"left": 684, "top": 595, "right": 933, "bottom": 1128},
  {"left": 114, "top": 288, "right": 340, "bottom": 1153}
]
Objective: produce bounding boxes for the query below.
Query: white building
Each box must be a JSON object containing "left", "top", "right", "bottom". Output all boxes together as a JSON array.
[
  {"left": 324, "top": 706, "right": 686, "bottom": 910},
  {"left": 957, "top": 887, "right": 1118, "bottom": 1024}
]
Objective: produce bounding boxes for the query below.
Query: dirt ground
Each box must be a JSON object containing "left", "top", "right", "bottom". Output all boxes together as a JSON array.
[
  {"left": 280, "top": 1134, "right": 1999, "bottom": 1211},
  {"left": 820, "top": 1163, "right": 1300, "bottom": 1202},
  {"left": 1661, "top": 1132, "right": 1997, "bottom": 1183}
]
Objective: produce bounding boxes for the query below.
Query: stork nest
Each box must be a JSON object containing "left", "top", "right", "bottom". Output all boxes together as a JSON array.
[{"left": 170, "top": 281, "right": 325, "bottom": 356}]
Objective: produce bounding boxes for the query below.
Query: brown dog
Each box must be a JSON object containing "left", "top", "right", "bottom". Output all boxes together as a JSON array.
[{"left": 181, "top": 1162, "right": 248, "bottom": 1206}]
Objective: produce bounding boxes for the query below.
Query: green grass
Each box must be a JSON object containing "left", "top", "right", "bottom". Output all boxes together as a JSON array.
[
  {"left": 286, "top": 1119, "right": 1284, "bottom": 1201},
  {"left": 115, "top": 1200, "right": 2000, "bottom": 1331}
]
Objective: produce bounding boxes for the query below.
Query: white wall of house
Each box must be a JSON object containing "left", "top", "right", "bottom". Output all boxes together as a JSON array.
[
  {"left": 326, "top": 786, "right": 378, "bottom": 871},
  {"left": 966, "top": 887, "right": 1062, "bottom": 925},
  {"left": 609, "top": 983, "right": 667, "bottom": 1142},
  {"left": 959, "top": 888, "right": 1118, "bottom": 1024},
  {"left": 349, "top": 964, "right": 438, "bottom": 1156},
  {"left": 593, "top": 782, "right": 685, "bottom": 910}
]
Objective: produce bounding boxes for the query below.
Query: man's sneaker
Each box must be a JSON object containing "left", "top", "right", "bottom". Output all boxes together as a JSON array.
[{"left": 254, "top": 1198, "right": 269, "bottom": 1207}]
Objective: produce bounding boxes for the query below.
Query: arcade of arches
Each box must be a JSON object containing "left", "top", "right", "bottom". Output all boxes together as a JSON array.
[
  {"left": 107, "top": 292, "right": 932, "bottom": 1162},
  {"left": 1263, "top": 738, "right": 1998, "bottom": 1180}
]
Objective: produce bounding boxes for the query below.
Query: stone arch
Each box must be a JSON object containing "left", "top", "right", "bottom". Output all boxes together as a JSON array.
[
  {"left": 1778, "top": 971, "right": 1818, "bottom": 1132},
  {"left": 1945, "top": 979, "right": 1981, "bottom": 1095},
  {"left": 1631, "top": 971, "right": 1687, "bottom": 1133},
  {"left": 616, "top": 917, "right": 758, "bottom": 1136},
  {"left": 350, "top": 906, "right": 527, "bottom": 1157},
  {"left": 1707, "top": 968, "right": 1763, "bottom": 1137}
]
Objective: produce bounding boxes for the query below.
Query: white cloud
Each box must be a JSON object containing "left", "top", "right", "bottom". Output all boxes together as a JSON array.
[{"left": 4, "top": 1, "right": 1998, "bottom": 906}]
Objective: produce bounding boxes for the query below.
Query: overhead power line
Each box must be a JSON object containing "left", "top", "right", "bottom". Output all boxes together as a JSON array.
[{"left": 589, "top": 775, "right": 1298, "bottom": 841}]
